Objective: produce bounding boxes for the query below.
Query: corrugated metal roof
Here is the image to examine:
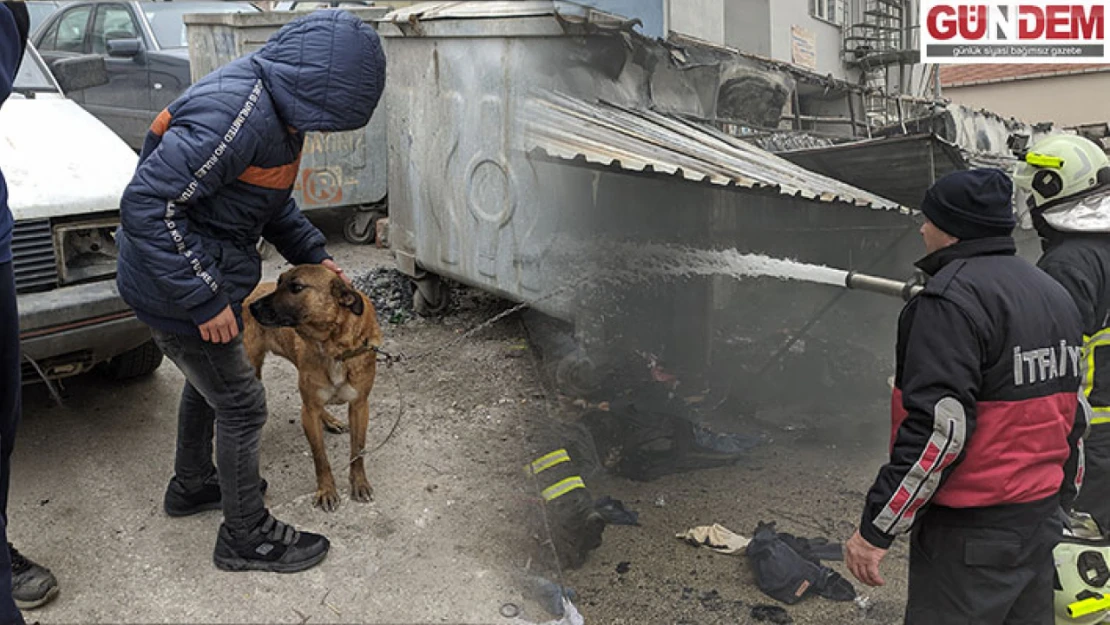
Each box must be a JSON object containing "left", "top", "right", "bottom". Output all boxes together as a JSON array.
[
  {"left": 524, "top": 92, "right": 907, "bottom": 211},
  {"left": 384, "top": 1, "right": 572, "bottom": 21},
  {"left": 778, "top": 134, "right": 969, "bottom": 208}
]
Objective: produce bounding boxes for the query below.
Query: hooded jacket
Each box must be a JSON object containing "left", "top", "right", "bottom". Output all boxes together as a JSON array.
[
  {"left": 115, "top": 10, "right": 385, "bottom": 335},
  {"left": 0, "top": 1, "right": 29, "bottom": 265}
]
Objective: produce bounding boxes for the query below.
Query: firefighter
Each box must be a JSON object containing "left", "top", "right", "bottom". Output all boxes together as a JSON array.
[
  {"left": 1015, "top": 134, "right": 1110, "bottom": 534},
  {"left": 845, "top": 168, "right": 1087, "bottom": 624}
]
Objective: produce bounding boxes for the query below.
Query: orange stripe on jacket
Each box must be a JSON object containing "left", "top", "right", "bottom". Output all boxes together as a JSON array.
[
  {"left": 151, "top": 109, "right": 172, "bottom": 136},
  {"left": 238, "top": 157, "right": 302, "bottom": 190}
]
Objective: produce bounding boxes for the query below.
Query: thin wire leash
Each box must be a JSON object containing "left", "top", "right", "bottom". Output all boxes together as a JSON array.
[
  {"left": 349, "top": 286, "right": 573, "bottom": 465},
  {"left": 352, "top": 294, "right": 581, "bottom": 598}
]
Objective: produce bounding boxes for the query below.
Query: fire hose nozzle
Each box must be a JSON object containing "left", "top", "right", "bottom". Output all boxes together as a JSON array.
[{"left": 845, "top": 271, "right": 925, "bottom": 302}]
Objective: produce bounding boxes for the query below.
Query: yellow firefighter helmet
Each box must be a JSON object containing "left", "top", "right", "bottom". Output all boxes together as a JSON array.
[
  {"left": 1014, "top": 135, "right": 1110, "bottom": 209},
  {"left": 1055, "top": 512, "right": 1110, "bottom": 625}
]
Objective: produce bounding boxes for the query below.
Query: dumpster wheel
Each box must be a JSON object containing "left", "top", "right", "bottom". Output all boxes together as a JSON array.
[
  {"left": 413, "top": 275, "right": 450, "bottom": 317},
  {"left": 343, "top": 203, "right": 386, "bottom": 245}
]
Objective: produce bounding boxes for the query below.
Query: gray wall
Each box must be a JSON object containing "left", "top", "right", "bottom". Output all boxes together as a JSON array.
[
  {"left": 724, "top": 0, "right": 771, "bottom": 56},
  {"left": 768, "top": 0, "right": 851, "bottom": 80},
  {"left": 667, "top": 0, "right": 726, "bottom": 43},
  {"left": 587, "top": 0, "right": 947, "bottom": 94},
  {"left": 588, "top": 0, "right": 857, "bottom": 81}
]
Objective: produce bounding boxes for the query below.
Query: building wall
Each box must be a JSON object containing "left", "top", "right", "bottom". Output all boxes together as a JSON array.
[
  {"left": 723, "top": 0, "right": 771, "bottom": 56},
  {"left": 943, "top": 73, "right": 1110, "bottom": 127},
  {"left": 768, "top": 0, "right": 850, "bottom": 80},
  {"left": 666, "top": 0, "right": 725, "bottom": 43}
]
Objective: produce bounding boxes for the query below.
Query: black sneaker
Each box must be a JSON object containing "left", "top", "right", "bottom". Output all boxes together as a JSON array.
[
  {"left": 213, "top": 513, "right": 329, "bottom": 573},
  {"left": 164, "top": 474, "right": 269, "bottom": 517},
  {"left": 9, "top": 544, "right": 58, "bottom": 610}
]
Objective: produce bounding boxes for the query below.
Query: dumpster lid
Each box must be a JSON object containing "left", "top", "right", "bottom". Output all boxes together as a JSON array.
[
  {"left": 383, "top": 1, "right": 597, "bottom": 22},
  {"left": 525, "top": 91, "right": 907, "bottom": 212},
  {"left": 777, "top": 134, "right": 970, "bottom": 208}
]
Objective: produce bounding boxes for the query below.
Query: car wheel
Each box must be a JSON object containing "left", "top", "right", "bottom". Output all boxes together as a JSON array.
[{"left": 97, "top": 340, "right": 164, "bottom": 381}]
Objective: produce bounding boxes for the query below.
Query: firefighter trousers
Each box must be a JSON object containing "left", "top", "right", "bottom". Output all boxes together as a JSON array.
[{"left": 904, "top": 497, "right": 1060, "bottom": 625}]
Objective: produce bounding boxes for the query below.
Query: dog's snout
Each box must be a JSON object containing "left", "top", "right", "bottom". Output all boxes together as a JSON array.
[
  {"left": 250, "top": 294, "right": 298, "bottom": 328},
  {"left": 250, "top": 298, "right": 278, "bottom": 326}
]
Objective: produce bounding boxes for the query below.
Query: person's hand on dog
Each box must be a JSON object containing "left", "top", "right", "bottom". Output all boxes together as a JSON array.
[
  {"left": 199, "top": 305, "right": 240, "bottom": 344},
  {"left": 321, "top": 258, "right": 351, "bottom": 286}
]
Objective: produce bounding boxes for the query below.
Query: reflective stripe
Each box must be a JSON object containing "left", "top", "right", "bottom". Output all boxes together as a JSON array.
[
  {"left": 1077, "top": 438, "right": 1087, "bottom": 490},
  {"left": 1078, "top": 390, "right": 1091, "bottom": 490},
  {"left": 542, "top": 476, "right": 586, "bottom": 502},
  {"left": 527, "top": 449, "right": 571, "bottom": 475},
  {"left": 874, "top": 397, "right": 968, "bottom": 536},
  {"left": 1082, "top": 329, "right": 1110, "bottom": 407}
]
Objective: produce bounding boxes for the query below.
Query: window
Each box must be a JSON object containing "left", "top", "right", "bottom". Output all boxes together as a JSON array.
[
  {"left": 91, "top": 5, "right": 139, "bottom": 55},
  {"left": 43, "top": 6, "right": 92, "bottom": 54},
  {"left": 811, "top": 0, "right": 849, "bottom": 26}
]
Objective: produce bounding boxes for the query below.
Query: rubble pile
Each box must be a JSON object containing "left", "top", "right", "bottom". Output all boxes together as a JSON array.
[{"left": 352, "top": 267, "right": 417, "bottom": 324}]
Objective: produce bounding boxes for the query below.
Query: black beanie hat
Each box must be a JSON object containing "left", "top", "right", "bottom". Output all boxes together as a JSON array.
[{"left": 921, "top": 168, "right": 1016, "bottom": 239}]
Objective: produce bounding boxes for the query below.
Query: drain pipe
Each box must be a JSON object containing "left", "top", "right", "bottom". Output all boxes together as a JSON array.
[{"left": 845, "top": 270, "right": 925, "bottom": 301}]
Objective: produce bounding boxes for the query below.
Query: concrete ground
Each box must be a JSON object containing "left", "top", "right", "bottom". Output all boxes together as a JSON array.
[
  {"left": 13, "top": 208, "right": 912, "bottom": 624},
  {"left": 559, "top": 404, "right": 912, "bottom": 625}
]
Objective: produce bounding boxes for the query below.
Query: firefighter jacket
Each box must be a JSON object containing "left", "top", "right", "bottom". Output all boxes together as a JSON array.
[
  {"left": 1038, "top": 233, "right": 1110, "bottom": 424},
  {"left": 859, "top": 237, "right": 1088, "bottom": 549}
]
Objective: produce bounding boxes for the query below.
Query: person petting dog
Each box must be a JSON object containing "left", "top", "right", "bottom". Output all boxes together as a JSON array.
[{"left": 114, "top": 10, "right": 385, "bottom": 573}]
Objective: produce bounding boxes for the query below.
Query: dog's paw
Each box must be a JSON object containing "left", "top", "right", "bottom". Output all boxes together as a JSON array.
[
  {"left": 323, "top": 418, "right": 349, "bottom": 434},
  {"left": 314, "top": 487, "right": 341, "bottom": 512},
  {"left": 350, "top": 477, "right": 374, "bottom": 503}
]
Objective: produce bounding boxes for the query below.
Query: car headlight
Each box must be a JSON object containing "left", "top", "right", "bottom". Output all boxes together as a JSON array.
[{"left": 52, "top": 217, "right": 119, "bottom": 285}]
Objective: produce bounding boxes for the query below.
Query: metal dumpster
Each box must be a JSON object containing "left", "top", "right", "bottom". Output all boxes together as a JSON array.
[
  {"left": 378, "top": 1, "right": 619, "bottom": 316},
  {"left": 184, "top": 7, "right": 390, "bottom": 243}
]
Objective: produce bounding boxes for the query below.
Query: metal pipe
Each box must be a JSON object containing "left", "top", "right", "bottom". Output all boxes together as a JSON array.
[{"left": 845, "top": 270, "right": 924, "bottom": 301}]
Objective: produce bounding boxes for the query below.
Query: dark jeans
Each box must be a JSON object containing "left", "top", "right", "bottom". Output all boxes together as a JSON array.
[
  {"left": 150, "top": 329, "right": 268, "bottom": 532},
  {"left": 905, "top": 499, "right": 1060, "bottom": 625},
  {"left": 0, "top": 263, "right": 25, "bottom": 624}
]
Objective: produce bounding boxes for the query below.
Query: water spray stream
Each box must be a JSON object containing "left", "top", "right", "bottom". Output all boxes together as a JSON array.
[{"left": 564, "top": 242, "right": 921, "bottom": 299}]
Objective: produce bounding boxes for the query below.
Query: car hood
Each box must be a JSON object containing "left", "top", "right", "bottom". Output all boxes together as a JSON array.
[{"left": 0, "top": 97, "right": 137, "bottom": 220}]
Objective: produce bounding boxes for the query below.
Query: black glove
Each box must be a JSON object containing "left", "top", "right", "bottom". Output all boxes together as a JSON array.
[{"left": 2, "top": 2, "right": 29, "bottom": 60}]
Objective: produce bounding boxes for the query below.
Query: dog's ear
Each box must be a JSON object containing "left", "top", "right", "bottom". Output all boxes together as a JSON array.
[{"left": 331, "top": 279, "right": 365, "bottom": 316}]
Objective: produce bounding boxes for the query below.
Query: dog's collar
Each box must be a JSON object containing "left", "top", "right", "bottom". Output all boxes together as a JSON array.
[{"left": 338, "top": 340, "right": 376, "bottom": 362}]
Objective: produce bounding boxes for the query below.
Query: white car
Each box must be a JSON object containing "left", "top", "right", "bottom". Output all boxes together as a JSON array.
[{"left": 2, "top": 43, "right": 161, "bottom": 384}]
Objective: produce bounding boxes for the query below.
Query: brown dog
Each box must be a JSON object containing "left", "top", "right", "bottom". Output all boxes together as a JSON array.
[{"left": 243, "top": 264, "right": 381, "bottom": 512}]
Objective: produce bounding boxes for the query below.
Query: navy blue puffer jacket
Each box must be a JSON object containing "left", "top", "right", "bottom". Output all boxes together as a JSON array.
[{"left": 116, "top": 10, "right": 385, "bottom": 336}]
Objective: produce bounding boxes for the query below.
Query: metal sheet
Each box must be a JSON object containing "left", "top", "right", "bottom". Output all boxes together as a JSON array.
[
  {"left": 776, "top": 134, "right": 969, "bottom": 209},
  {"left": 524, "top": 92, "right": 906, "bottom": 211}
]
